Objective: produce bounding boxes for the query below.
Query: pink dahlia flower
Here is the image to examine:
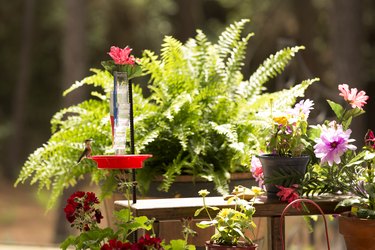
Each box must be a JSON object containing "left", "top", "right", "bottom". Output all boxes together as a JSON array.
[{"left": 314, "top": 122, "right": 357, "bottom": 166}]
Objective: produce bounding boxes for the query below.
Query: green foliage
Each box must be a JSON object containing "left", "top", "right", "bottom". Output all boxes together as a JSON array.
[
  {"left": 15, "top": 69, "right": 116, "bottom": 209},
  {"left": 136, "top": 19, "right": 316, "bottom": 194},
  {"left": 60, "top": 207, "right": 172, "bottom": 250},
  {"left": 195, "top": 188, "right": 262, "bottom": 246},
  {"left": 163, "top": 239, "right": 196, "bottom": 250},
  {"left": 15, "top": 19, "right": 315, "bottom": 208},
  {"left": 60, "top": 227, "right": 115, "bottom": 250}
]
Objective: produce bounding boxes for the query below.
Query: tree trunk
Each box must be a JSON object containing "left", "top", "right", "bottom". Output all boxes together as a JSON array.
[
  {"left": 54, "top": 0, "right": 88, "bottom": 243},
  {"left": 8, "top": 0, "right": 35, "bottom": 180},
  {"left": 60, "top": 0, "right": 88, "bottom": 107},
  {"left": 329, "top": 0, "right": 364, "bottom": 143},
  {"left": 173, "top": 0, "right": 204, "bottom": 42}
]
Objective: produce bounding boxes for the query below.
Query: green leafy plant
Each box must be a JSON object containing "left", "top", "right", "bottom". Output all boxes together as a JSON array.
[
  {"left": 194, "top": 187, "right": 263, "bottom": 247},
  {"left": 135, "top": 19, "right": 317, "bottom": 194},
  {"left": 300, "top": 84, "right": 368, "bottom": 196},
  {"left": 61, "top": 188, "right": 195, "bottom": 250},
  {"left": 335, "top": 129, "right": 375, "bottom": 219},
  {"left": 15, "top": 19, "right": 315, "bottom": 209}
]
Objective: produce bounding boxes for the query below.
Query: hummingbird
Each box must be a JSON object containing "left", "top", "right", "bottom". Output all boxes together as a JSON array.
[{"left": 77, "top": 139, "right": 93, "bottom": 163}]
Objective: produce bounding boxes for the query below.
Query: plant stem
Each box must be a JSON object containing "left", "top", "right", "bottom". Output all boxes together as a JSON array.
[{"left": 203, "top": 196, "right": 213, "bottom": 221}]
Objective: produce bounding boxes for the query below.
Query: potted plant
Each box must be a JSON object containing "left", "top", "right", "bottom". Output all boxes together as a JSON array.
[
  {"left": 253, "top": 84, "right": 370, "bottom": 200},
  {"left": 194, "top": 187, "right": 263, "bottom": 250},
  {"left": 335, "top": 128, "right": 375, "bottom": 249},
  {"left": 15, "top": 19, "right": 316, "bottom": 209},
  {"left": 256, "top": 99, "right": 315, "bottom": 197}
]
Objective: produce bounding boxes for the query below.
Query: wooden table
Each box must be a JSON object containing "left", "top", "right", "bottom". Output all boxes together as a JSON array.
[{"left": 115, "top": 195, "right": 350, "bottom": 249}]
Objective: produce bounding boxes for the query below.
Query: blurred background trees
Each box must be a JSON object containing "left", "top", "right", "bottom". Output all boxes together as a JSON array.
[{"left": 1, "top": 0, "right": 374, "bottom": 182}]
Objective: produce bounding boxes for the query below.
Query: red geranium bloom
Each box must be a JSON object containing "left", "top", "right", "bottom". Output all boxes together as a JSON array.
[
  {"left": 95, "top": 209, "right": 103, "bottom": 223},
  {"left": 338, "top": 84, "right": 369, "bottom": 109},
  {"left": 63, "top": 191, "right": 103, "bottom": 231},
  {"left": 64, "top": 203, "right": 76, "bottom": 223},
  {"left": 108, "top": 46, "right": 136, "bottom": 65},
  {"left": 101, "top": 239, "right": 133, "bottom": 250},
  {"left": 138, "top": 234, "right": 163, "bottom": 249},
  {"left": 86, "top": 191, "right": 100, "bottom": 204}
]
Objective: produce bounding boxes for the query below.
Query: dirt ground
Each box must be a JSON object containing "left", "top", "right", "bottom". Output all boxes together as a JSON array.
[
  {"left": 0, "top": 179, "right": 58, "bottom": 246},
  {"left": 0, "top": 179, "right": 112, "bottom": 249}
]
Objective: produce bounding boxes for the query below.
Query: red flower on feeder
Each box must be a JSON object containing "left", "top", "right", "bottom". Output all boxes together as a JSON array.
[{"left": 108, "top": 46, "right": 136, "bottom": 65}]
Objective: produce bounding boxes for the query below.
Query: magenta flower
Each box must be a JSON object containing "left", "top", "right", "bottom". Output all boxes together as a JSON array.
[
  {"left": 251, "top": 156, "right": 264, "bottom": 188},
  {"left": 338, "top": 84, "right": 369, "bottom": 109},
  {"left": 314, "top": 122, "right": 357, "bottom": 166},
  {"left": 108, "top": 46, "right": 136, "bottom": 65}
]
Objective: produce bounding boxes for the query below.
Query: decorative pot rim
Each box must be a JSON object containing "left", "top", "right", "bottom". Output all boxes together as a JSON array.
[
  {"left": 339, "top": 211, "right": 375, "bottom": 239},
  {"left": 339, "top": 211, "right": 375, "bottom": 221},
  {"left": 205, "top": 241, "right": 258, "bottom": 248},
  {"left": 256, "top": 153, "right": 310, "bottom": 159}
]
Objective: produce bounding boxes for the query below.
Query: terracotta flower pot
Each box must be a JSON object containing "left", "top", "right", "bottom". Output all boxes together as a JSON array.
[
  {"left": 205, "top": 241, "right": 258, "bottom": 250},
  {"left": 257, "top": 154, "right": 309, "bottom": 197},
  {"left": 338, "top": 211, "right": 375, "bottom": 250}
]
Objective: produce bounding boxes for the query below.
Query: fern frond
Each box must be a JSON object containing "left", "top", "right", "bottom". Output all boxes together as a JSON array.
[
  {"left": 249, "top": 78, "right": 319, "bottom": 113},
  {"left": 240, "top": 46, "right": 305, "bottom": 99},
  {"left": 217, "top": 19, "right": 250, "bottom": 60},
  {"left": 63, "top": 69, "right": 113, "bottom": 96}
]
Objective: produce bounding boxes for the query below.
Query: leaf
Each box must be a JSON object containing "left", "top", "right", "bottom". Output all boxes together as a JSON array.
[
  {"left": 343, "top": 107, "right": 366, "bottom": 121},
  {"left": 194, "top": 207, "right": 205, "bottom": 216},
  {"left": 196, "top": 221, "right": 214, "bottom": 229},
  {"left": 336, "top": 198, "right": 361, "bottom": 210},
  {"left": 327, "top": 100, "right": 344, "bottom": 120},
  {"left": 365, "top": 183, "right": 375, "bottom": 199},
  {"left": 60, "top": 235, "right": 76, "bottom": 250}
]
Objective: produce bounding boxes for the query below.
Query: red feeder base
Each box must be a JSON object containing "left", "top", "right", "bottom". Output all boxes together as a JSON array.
[{"left": 89, "top": 154, "right": 152, "bottom": 169}]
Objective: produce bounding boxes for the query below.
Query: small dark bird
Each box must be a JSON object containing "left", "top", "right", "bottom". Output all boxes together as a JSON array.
[{"left": 77, "top": 139, "right": 93, "bottom": 163}]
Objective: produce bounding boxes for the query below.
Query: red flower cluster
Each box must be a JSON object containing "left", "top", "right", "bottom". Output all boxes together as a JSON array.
[
  {"left": 100, "top": 234, "right": 163, "bottom": 250},
  {"left": 63, "top": 191, "right": 103, "bottom": 231},
  {"left": 276, "top": 185, "right": 302, "bottom": 211}
]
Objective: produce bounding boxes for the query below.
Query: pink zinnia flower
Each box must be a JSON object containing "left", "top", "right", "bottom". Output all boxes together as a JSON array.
[
  {"left": 108, "top": 46, "right": 136, "bottom": 65},
  {"left": 276, "top": 185, "right": 302, "bottom": 210},
  {"left": 314, "top": 122, "right": 357, "bottom": 166},
  {"left": 251, "top": 156, "right": 264, "bottom": 188},
  {"left": 338, "top": 84, "right": 369, "bottom": 109}
]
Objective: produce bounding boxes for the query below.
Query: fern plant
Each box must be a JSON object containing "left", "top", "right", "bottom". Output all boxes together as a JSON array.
[
  {"left": 134, "top": 19, "right": 317, "bottom": 194},
  {"left": 16, "top": 19, "right": 317, "bottom": 208}
]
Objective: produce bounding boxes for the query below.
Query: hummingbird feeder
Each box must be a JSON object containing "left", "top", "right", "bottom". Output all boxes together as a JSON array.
[{"left": 90, "top": 71, "right": 152, "bottom": 203}]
